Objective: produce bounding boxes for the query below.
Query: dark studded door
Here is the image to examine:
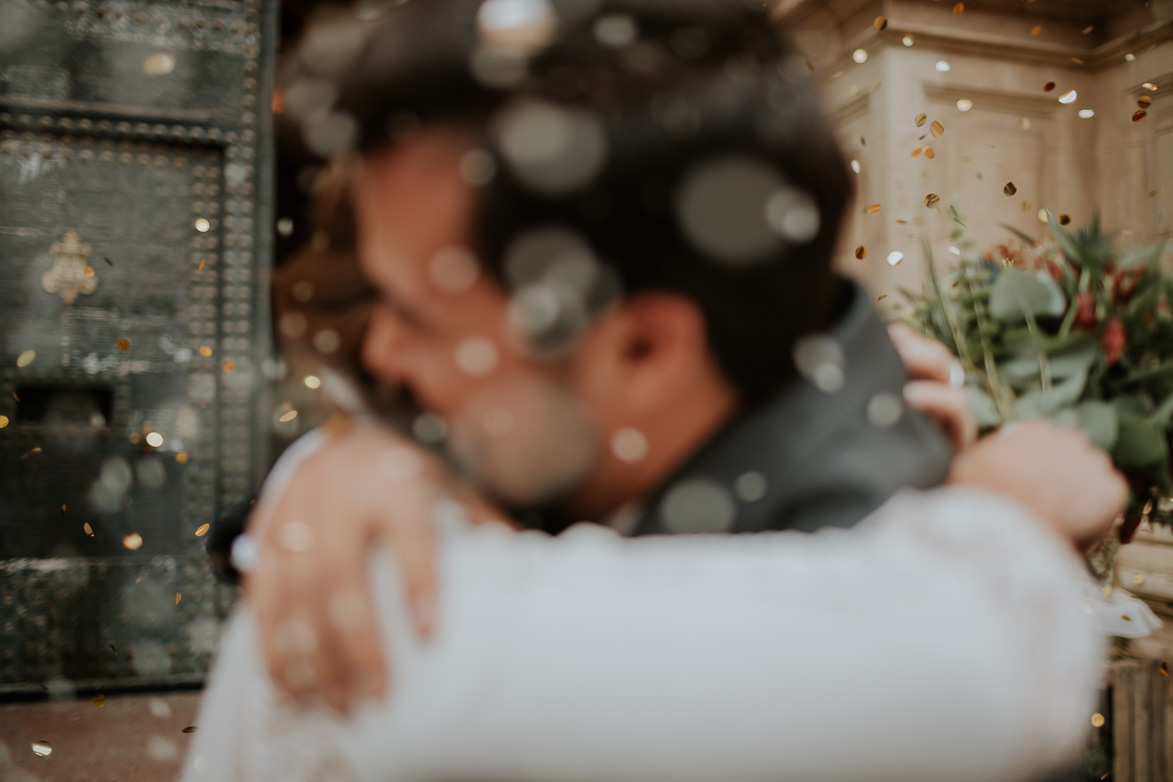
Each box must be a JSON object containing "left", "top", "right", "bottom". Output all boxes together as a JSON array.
[{"left": 0, "top": 0, "right": 274, "bottom": 693}]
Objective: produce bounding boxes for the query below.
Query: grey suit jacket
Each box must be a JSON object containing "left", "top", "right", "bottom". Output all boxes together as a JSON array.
[{"left": 633, "top": 279, "right": 954, "bottom": 537}]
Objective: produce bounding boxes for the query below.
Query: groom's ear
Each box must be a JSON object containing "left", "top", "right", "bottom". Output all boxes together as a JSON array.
[{"left": 573, "top": 292, "right": 730, "bottom": 414}]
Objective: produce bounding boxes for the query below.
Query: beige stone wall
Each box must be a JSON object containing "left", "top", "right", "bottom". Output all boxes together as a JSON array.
[{"left": 779, "top": 0, "right": 1173, "bottom": 296}]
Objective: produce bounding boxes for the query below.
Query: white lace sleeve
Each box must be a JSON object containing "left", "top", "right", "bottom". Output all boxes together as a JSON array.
[{"left": 182, "top": 486, "right": 1102, "bottom": 782}]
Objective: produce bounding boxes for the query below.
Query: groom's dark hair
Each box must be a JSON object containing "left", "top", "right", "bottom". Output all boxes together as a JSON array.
[{"left": 283, "top": 0, "right": 854, "bottom": 404}]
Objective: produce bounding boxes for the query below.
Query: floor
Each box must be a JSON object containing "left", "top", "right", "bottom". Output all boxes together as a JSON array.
[{"left": 0, "top": 691, "right": 202, "bottom": 782}]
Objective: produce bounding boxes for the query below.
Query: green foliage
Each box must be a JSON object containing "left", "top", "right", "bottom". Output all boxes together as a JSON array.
[{"left": 894, "top": 209, "right": 1173, "bottom": 529}]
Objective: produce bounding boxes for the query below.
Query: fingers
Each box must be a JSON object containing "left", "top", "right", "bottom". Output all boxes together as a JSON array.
[
  {"left": 903, "top": 380, "right": 978, "bottom": 451},
  {"left": 247, "top": 478, "right": 388, "bottom": 713},
  {"left": 888, "top": 322, "right": 964, "bottom": 387}
]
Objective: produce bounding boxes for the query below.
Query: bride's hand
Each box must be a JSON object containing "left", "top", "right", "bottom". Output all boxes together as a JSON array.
[
  {"left": 244, "top": 424, "right": 506, "bottom": 712},
  {"left": 947, "top": 420, "right": 1129, "bottom": 549},
  {"left": 887, "top": 321, "right": 976, "bottom": 451}
]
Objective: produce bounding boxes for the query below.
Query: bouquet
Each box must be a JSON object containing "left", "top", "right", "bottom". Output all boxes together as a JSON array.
[{"left": 896, "top": 208, "right": 1172, "bottom": 542}]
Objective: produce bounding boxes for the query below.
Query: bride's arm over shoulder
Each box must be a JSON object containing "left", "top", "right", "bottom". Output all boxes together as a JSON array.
[{"left": 182, "top": 484, "right": 1103, "bottom": 782}]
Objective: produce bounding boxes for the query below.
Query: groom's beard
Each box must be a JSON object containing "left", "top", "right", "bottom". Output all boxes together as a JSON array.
[{"left": 444, "top": 375, "right": 601, "bottom": 524}]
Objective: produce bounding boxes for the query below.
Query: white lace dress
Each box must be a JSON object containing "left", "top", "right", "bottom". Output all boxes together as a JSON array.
[{"left": 179, "top": 482, "right": 1109, "bottom": 782}]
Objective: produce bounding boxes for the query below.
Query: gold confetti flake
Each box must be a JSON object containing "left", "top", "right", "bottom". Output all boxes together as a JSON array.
[
  {"left": 925, "top": 193, "right": 941, "bottom": 208},
  {"left": 865, "top": 204, "right": 883, "bottom": 214},
  {"left": 197, "top": 258, "right": 206, "bottom": 272},
  {"left": 1030, "top": 24, "right": 1042, "bottom": 36},
  {"left": 84, "top": 265, "right": 96, "bottom": 278},
  {"left": 21, "top": 446, "right": 42, "bottom": 459},
  {"left": 1138, "top": 95, "right": 1153, "bottom": 108},
  {"left": 1133, "top": 109, "right": 1147, "bottom": 123},
  {"left": 1003, "top": 182, "right": 1017, "bottom": 196},
  {"left": 895, "top": 219, "right": 908, "bottom": 225},
  {"left": 911, "top": 147, "right": 923, "bottom": 158},
  {"left": 195, "top": 523, "right": 210, "bottom": 537},
  {"left": 923, "top": 146, "right": 935, "bottom": 159},
  {"left": 1091, "top": 713, "right": 1105, "bottom": 728},
  {"left": 174, "top": 592, "right": 181, "bottom": 606},
  {"left": 93, "top": 694, "right": 105, "bottom": 708},
  {"left": 1044, "top": 81, "right": 1056, "bottom": 92},
  {"left": 1071, "top": 57, "right": 1085, "bottom": 65},
  {"left": 84, "top": 522, "right": 94, "bottom": 536},
  {"left": 117, "top": 338, "right": 130, "bottom": 352},
  {"left": 123, "top": 533, "right": 143, "bottom": 551},
  {"left": 1081, "top": 25, "right": 1093, "bottom": 35},
  {"left": 915, "top": 113, "right": 927, "bottom": 127},
  {"left": 278, "top": 409, "right": 298, "bottom": 423},
  {"left": 873, "top": 16, "right": 887, "bottom": 30},
  {"left": 0, "top": 415, "right": 8, "bottom": 428},
  {"left": 929, "top": 120, "right": 944, "bottom": 138},
  {"left": 854, "top": 246, "right": 867, "bottom": 260},
  {"left": 1133, "top": 573, "right": 1146, "bottom": 585},
  {"left": 31, "top": 741, "right": 52, "bottom": 757},
  {"left": 199, "top": 346, "right": 213, "bottom": 358},
  {"left": 222, "top": 360, "right": 236, "bottom": 374},
  {"left": 16, "top": 349, "right": 36, "bottom": 368},
  {"left": 876, "top": 294, "right": 888, "bottom": 302},
  {"left": 1161, "top": 662, "right": 1169, "bottom": 676},
  {"left": 181, "top": 726, "right": 198, "bottom": 734},
  {"left": 60, "top": 504, "right": 66, "bottom": 516},
  {"left": 176, "top": 452, "right": 189, "bottom": 464},
  {"left": 1058, "top": 214, "right": 1071, "bottom": 225},
  {"left": 953, "top": 2, "right": 964, "bottom": 14}
]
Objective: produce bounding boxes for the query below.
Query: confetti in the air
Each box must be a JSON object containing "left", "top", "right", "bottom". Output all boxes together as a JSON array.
[
  {"left": 176, "top": 452, "right": 189, "bottom": 464},
  {"left": 1004, "top": 182, "right": 1017, "bottom": 196},
  {"left": 0, "top": 415, "right": 7, "bottom": 428},
  {"left": 199, "top": 346, "right": 212, "bottom": 357},
  {"left": 915, "top": 113, "right": 927, "bottom": 127},
  {"left": 1030, "top": 24, "right": 1042, "bottom": 36},
  {"left": 865, "top": 204, "right": 883, "bottom": 214},
  {"left": 195, "top": 523, "right": 210, "bottom": 537},
  {"left": 1161, "top": 662, "right": 1169, "bottom": 676},
  {"left": 16, "top": 349, "right": 35, "bottom": 368},
  {"left": 953, "top": 2, "right": 963, "bottom": 14},
  {"left": 117, "top": 338, "right": 130, "bottom": 352},
  {"left": 182, "top": 726, "right": 199, "bottom": 734},
  {"left": 1044, "top": 82, "right": 1056, "bottom": 92},
  {"left": 1138, "top": 95, "right": 1152, "bottom": 108},
  {"left": 930, "top": 120, "right": 945, "bottom": 138},
  {"left": 1133, "top": 110, "right": 1147, "bottom": 123},
  {"left": 925, "top": 193, "right": 941, "bottom": 208},
  {"left": 876, "top": 294, "right": 887, "bottom": 302},
  {"left": 32, "top": 741, "right": 52, "bottom": 757},
  {"left": 84, "top": 522, "right": 94, "bottom": 536},
  {"left": 1091, "top": 713, "right": 1105, "bottom": 728},
  {"left": 923, "top": 146, "right": 935, "bottom": 159},
  {"left": 93, "top": 694, "right": 105, "bottom": 708},
  {"left": 197, "top": 258, "right": 206, "bottom": 271},
  {"left": 912, "top": 147, "right": 923, "bottom": 158},
  {"left": 1058, "top": 89, "right": 1078, "bottom": 104},
  {"left": 873, "top": 16, "right": 887, "bottom": 30},
  {"left": 175, "top": 592, "right": 181, "bottom": 606},
  {"left": 855, "top": 246, "right": 867, "bottom": 260},
  {"left": 1059, "top": 214, "right": 1071, "bottom": 225},
  {"left": 278, "top": 409, "right": 298, "bottom": 423},
  {"left": 222, "top": 360, "right": 236, "bottom": 374},
  {"left": 123, "top": 533, "right": 144, "bottom": 551}
]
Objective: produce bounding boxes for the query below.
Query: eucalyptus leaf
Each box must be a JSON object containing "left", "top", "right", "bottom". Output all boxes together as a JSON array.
[
  {"left": 988, "top": 267, "right": 1067, "bottom": 323},
  {"left": 1013, "top": 369, "right": 1087, "bottom": 419},
  {"left": 1113, "top": 413, "right": 1166, "bottom": 467},
  {"left": 1076, "top": 401, "right": 1119, "bottom": 451},
  {"left": 998, "top": 333, "right": 1098, "bottom": 387},
  {"left": 967, "top": 385, "right": 1003, "bottom": 429}
]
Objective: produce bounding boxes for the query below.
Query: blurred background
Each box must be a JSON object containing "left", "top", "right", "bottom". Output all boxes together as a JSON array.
[{"left": 0, "top": 0, "right": 1171, "bottom": 779}]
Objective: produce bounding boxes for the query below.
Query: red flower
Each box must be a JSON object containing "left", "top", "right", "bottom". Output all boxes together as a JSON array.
[
  {"left": 1046, "top": 260, "right": 1065, "bottom": 283},
  {"left": 1114, "top": 269, "right": 1142, "bottom": 306},
  {"left": 1073, "top": 291, "right": 1098, "bottom": 330},
  {"left": 1102, "top": 317, "right": 1126, "bottom": 365}
]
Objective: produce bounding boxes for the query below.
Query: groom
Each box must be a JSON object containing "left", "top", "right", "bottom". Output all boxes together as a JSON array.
[{"left": 236, "top": 0, "right": 1112, "bottom": 735}]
